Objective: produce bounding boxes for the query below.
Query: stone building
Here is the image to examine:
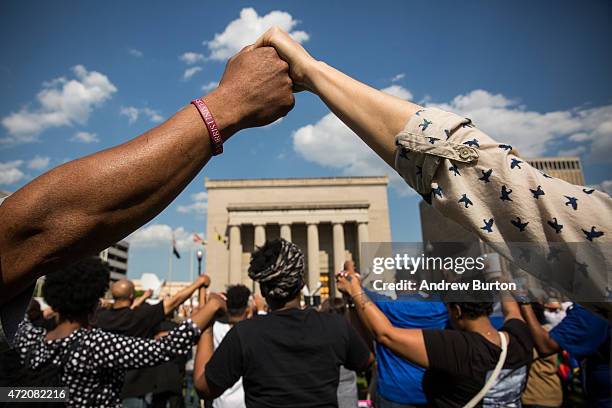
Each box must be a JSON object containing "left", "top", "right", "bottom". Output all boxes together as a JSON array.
[{"left": 205, "top": 176, "right": 392, "bottom": 297}]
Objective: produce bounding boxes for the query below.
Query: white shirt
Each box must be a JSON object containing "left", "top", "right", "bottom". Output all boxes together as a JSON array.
[{"left": 212, "top": 321, "right": 246, "bottom": 408}]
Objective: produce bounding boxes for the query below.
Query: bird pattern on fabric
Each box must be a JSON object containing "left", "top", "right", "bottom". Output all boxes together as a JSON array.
[
  {"left": 449, "top": 163, "right": 461, "bottom": 176},
  {"left": 458, "top": 194, "right": 473, "bottom": 208},
  {"left": 511, "top": 217, "right": 529, "bottom": 232},
  {"left": 583, "top": 226, "right": 604, "bottom": 241},
  {"left": 13, "top": 318, "right": 200, "bottom": 408},
  {"left": 510, "top": 158, "right": 523, "bottom": 170},
  {"left": 530, "top": 185, "right": 545, "bottom": 199},
  {"left": 395, "top": 108, "right": 608, "bottom": 254},
  {"left": 547, "top": 218, "right": 563, "bottom": 234},
  {"left": 565, "top": 196, "right": 578, "bottom": 211},
  {"left": 419, "top": 118, "right": 432, "bottom": 131},
  {"left": 479, "top": 169, "right": 492, "bottom": 183},
  {"left": 463, "top": 138, "right": 480, "bottom": 148},
  {"left": 481, "top": 218, "right": 494, "bottom": 233},
  {"left": 500, "top": 185, "right": 513, "bottom": 201}
]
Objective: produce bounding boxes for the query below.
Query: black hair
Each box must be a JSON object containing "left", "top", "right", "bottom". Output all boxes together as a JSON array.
[
  {"left": 43, "top": 257, "right": 110, "bottom": 323},
  {"left": 226, "top": 284, "right": 251, "bottom": 317},
  {"left": 449, "top": 302, "right": 494, "bottom": 319},
  {"left": 531, "top": 302, "right": 547, "bottom": 325}
]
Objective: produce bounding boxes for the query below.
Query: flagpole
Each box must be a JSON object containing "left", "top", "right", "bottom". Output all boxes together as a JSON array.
[
  {"left": 189, "top": 245, "right": 194, "bottom": 282},
  {"left": 168, "top": 240, "right": 173, "bottom": 284}
]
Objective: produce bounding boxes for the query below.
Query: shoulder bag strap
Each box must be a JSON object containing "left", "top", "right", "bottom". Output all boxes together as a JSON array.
[{"left": 463, "top": 331, "right": 508, "bottom": 408}]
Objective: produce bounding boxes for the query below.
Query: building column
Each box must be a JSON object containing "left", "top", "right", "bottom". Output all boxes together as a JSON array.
[
  {"left": 306, "top": 223, "right": 320, "bottom": 295},
  {"left": 254, "top": 224, "right": 266, "bottom": 247},
  {"left": 229, "top": 225, "right": 242, "bottom": 284},
  {"left": 333, "top": 223, "right": 346, "bottom": 297},
  {"left": 253, "top": 224, "right": 266, "bottom": 294},
  {"left": 357, "top": 222, "right": 369, "bottom": 271},
  {"left": 280, "top": 224, "right": 292, "bottom": 241}
]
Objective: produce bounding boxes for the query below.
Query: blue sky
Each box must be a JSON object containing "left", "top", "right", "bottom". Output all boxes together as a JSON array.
[{"left": 1, "top": 1, "right": 611, "bottom": 282}]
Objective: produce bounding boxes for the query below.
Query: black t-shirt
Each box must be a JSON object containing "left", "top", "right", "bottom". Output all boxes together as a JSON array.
[
  {"left": 92, "top": 302, "right": 165, "bottom": 339},
  {"left": 422, "top": 319, "right": 533, "bottom": 408},
  {"left": 205, "top": 308, "right": 371, "bottom": 408}
]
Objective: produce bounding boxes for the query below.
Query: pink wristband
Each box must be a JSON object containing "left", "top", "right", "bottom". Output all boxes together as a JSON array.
[{"left": 191, "top": 98, "right": 223, "bottom": 156}]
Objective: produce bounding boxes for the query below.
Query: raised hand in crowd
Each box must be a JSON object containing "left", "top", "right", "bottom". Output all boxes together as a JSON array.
[
  {"left": 130, "top": 289, "right": 153, "bottom": 310},
  {"left": 255, "top": 27, "right": 612, "bottom": 316},
  {"left": 0, "top": 46, "right": 294, "bottom": 346}
]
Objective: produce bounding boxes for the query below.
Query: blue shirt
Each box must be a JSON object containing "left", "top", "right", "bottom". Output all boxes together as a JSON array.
[
  {"left": 371, "top": 292, "right": 448, "bottom": 404},
  {"left": 550, "top": 304, "right": 611, "bottom": 407}
]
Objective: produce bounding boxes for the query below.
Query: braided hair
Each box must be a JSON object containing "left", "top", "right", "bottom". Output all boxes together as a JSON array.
[{"left": 248, "top": 238, "right": 304, "bottom": 301}]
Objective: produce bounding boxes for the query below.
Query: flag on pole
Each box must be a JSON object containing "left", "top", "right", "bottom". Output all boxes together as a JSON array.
[
  {"left": 214, "top": 228, "right": 227, "bottom": 243},
  {"left": 172, "top": 234, "right": 181, "bottom": 259}
]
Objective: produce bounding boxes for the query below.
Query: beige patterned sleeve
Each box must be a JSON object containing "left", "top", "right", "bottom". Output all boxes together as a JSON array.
[{"left": 394, "top": 107, "right": 612, "bottom": 303}]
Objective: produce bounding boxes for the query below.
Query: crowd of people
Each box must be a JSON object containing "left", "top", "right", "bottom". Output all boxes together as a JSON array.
[{"left": 0, "top": 26, "right": 610, "bottom": 407}]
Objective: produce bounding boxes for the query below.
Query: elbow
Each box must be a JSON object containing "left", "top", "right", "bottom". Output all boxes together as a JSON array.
[{"left": 374, "top": 329, "right": 395, "bottom": 349}]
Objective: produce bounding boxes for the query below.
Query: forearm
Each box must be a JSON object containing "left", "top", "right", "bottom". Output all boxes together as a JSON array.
[
  {"left": 0, "top": 94, "right": 230, "bottom": 304},
  {"left": 130, "top": 294, "right": 150, "bottom": 310},
  {"left": 190, "top": 300, "right": 220, "bottom": 330},
  {"left": 306, "top": 61, "right": 420, "bottom": 167},
  {"left": 165, "top": 281, "right": 202, "bottom": 314},
  {"left": 193, "top": 327, "right": 215, "bottom": 395},
  {"left": 520, "top": 304, "right": 559, "bottom": 355}
]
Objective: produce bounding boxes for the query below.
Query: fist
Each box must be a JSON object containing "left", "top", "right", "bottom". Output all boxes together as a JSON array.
[
  {"left": 336, "top": 270, "right": 361, "bottom": 296},
  {"left": 196, "top": 274, "right": 211, "bottom": 288},
  {"left": 209, "top": 46, "right": 294, "bottom": 135}
]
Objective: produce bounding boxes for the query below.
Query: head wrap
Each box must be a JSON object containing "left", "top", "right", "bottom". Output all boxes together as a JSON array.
[{"left": 248, "top": 238, "right": 305, "bottom": 300}]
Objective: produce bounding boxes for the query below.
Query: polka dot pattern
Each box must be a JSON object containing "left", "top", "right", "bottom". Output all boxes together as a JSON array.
[{"left": 13, "top": 318, "right": 200, "bottom": 407}]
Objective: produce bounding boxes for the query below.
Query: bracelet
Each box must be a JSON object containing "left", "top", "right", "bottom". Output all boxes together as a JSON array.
[
  {"left": 191, "top": 98, "right": 223, "bottom": 156},
  {"left": 352, "top": 291, "right": 366, "bottom": 299}
]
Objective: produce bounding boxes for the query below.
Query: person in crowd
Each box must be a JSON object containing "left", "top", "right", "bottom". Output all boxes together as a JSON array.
[
  {"left": 94, "top": 275, "right": 210, "bottom": 338},
  {"left": 12, "top": 257, "right": 226, "bottom": 407},
  {"left": 346, "top": 259, "right": 448, "bottom": 408},
  {"left": 521, "top": 303, "right": 562, "bottom": 408},
  {"left": 337, "top": 269, "right": 533, "bottom": 407},
  {"left": 320, "top": 297, "right": 360, "bottom": 408},
  {"left": 193, "top": 238, "right": 374, "bottom": 407},
  {"left": 207, "top": 284, "right": 253, "bottom": 408},
  {"left": 0, "top": 45, "right": 295, "bottom": 351},
  {"left": 253, "top": 27, "right": 612, "bottom": 317},
  {"left": 520, "top": 301, "right": 610, "bottom": 407},
  {"left": 94, "top": 275, "right": 209, "bottom": 407},
  {"left": 26, "top": 299, "right": 57, "bottom": 331}
]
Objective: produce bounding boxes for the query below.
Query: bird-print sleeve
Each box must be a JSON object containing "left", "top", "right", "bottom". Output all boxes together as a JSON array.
[
  {"left": 90, "top": 319, "right": 201, "bottom": 370},
  {"left": 394, "top": 107, "right": 612, "bottom": 302}
]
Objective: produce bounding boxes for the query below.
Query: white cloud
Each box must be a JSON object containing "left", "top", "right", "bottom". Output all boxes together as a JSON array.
[
  {"left": 597, "top": 180, "right": 612, "bottom": 195},
  {"left": 429, "top": 89, "right": 612, "bottom": 162},
  {"left": 177, "top": 191, "right": 208, "bottom": 217},
  {"left": 183, "top": 66, "right": 202, "bottom": 80},
  {"left": 1, "top": 65, "right": 117, "bottom": 143},
  {"left": 126, "top": 224, "right": 204, "bottom": 251},
  {"left": 0, "top": 160, "right": 25, "bottom": 185},
  {"left": 381, "top": 85, "right": 413, "bottom": 100},
  {"left": 128, "top": 48, "right": 143, "bottom": 57},
  {"left": 292, "top": 85, "right": 414, "bottom": 195},
  {"left": 201, "top": 81, "right": 218, "bottom": 93},
  {"left": 120, "top": 106, "right": 163, "bottom": 124},
  {"left": 391, "top": 73, "right": 405, "bottom": 82},
  {"left": 71, "top": 131, "right": 99, "bottom": 143},
  {"left": 27, "top": 155, "right": 50, "bottom": 170},
  {"left": 180, "top": 52, "right": 205, "bottom": 65},
  {"left": 205, "top": 8, "right": 309, "bottom": 61}
]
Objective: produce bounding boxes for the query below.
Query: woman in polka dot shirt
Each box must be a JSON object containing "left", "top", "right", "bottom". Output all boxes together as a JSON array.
[{"left": 13, "top": 257, "right": 223, "bottom": 407}]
